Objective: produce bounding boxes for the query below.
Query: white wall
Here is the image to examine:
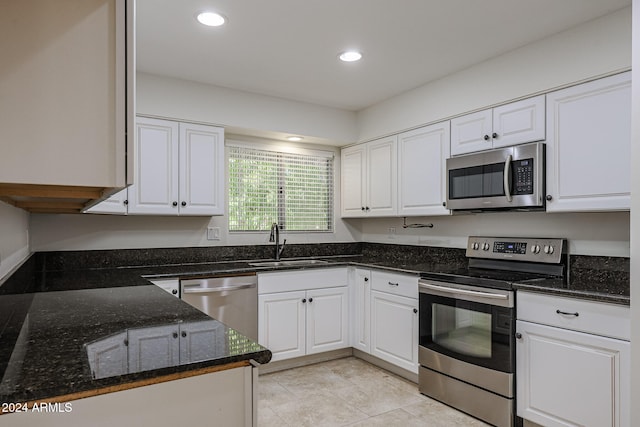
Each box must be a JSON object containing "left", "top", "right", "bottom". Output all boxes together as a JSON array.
[
  {"left": 356, "top": 212, "right": 630, "bottom": 257},
  {"left": 29, "top": 214, "right": 361, "bottom": 251},
  {"left": 629, "top": 0, "right": 639, "bottom": 423},
  {"left": 357, "top": 7, "right": 632, "bottom": 142},
  {"left": 0, "top": 201, "right": 30, "bottom": 281},
  {"left": 137, "top": 72, "right": 357, "bottom": 146}
]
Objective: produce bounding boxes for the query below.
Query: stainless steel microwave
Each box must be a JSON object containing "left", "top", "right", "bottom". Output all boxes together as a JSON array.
[{"left": 445, "top": 142, "right": 545, "bottom": 211}]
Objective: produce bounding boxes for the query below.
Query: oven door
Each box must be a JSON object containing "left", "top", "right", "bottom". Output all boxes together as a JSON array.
[
  {"left": 418, "top": 280, "right": 514, "bottom": 373},
  {"left": 446, "top": 142, "right": 544, "bottom": 210}
]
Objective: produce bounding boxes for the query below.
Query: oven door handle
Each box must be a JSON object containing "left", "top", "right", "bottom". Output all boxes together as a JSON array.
[
  {"left": 503, "top": 154, "right": 513, "bottom": 202},
  {"left": 419, "top": 282, "right": 509, "bottom": 300}
]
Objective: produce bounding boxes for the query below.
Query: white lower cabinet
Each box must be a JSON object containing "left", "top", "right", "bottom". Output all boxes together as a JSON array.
[
  {"left": 371, "top": 290, "right": 418, "bottom": 373},
  {"left": 351, "top": 268, "right": 371, "bottom": 353},
  {"left": 516, "top": 292, "right": 630, "bottom": 427},
  {"left": 351, "top": 268, "right": 419, "bottom": 374},
  {"left": 258, "top": 268, "right": 349, "bottom": 362}
]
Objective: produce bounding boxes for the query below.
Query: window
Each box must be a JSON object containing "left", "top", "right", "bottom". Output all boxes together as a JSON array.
[{"left": 228, "top": 144, "right": 334, "bottom": 232}]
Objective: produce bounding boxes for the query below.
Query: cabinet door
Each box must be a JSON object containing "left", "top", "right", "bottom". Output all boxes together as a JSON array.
[
  {"left": 450, "top": 109, "right": 493, "bottom": 155},
  {"left": 306, "top": 287, "right": 349, "bottom": 355},
  {"left": 367, "top": 136, "right": 397, "bottom": 216},
  {"left": 492, "top": 95, "right": 545, "bottom": 148},
  {"left": 545, "top": 72, "right": 631, "bottom": 212},
  {"left": 128, "top": 118, "right": 179, "bottom": 214},
  {"left": 179, "top": 320, "right": 226, "bottom": 364},
  {"left": 398, "top": 122, "right": 450, "bottom": 216},
  {"left": 86, "top": 332, "right": 128, "bottom": 379},
  {"left": 516, "top": 320, "right": 630, "bottom": 427},
  {"left": 127, "top": 324, "right": 180, "bottom": 373},
  {"left": 258, "top": 291, "right": 306, "bottom": 361},
  {"left": 178, "top": 123, "right": 225, "bottom": 216},
  {"left": 341, "top": 145, "right": 367, "bottom": 217},
  {"left": 352, "top": 269, "right": 371, "bottom": 353},
  {"left": 371, "top": 291, "right": 418, "bottom": 373},
  {"left": 84, "top": 188, "right": 128, "bottom": 215}
]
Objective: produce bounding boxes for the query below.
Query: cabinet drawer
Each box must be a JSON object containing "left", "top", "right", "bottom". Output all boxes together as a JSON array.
[
  {"left": 258, "top": 267, "right": 348, "bottom": 294},
  {"left": 371, "top": 270, "right": 418, "bottom": 299},
  {"left": 517, "top": 291, "right": 630, "bottom": 340}
]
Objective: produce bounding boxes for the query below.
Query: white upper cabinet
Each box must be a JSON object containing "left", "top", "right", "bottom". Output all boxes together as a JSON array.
[
  {"left": 545, "top": 72, "right": 631, "bottom": 212},
  {"left": 340, "top": 145, "right": 367, "bottom": 217},
  {"left": 341, "top": 136, "right": 397, "bottom": 217},
  {"left": 127, "top": 118, "right": 225, "bottom": 216},
  {"left": 450, "top": 110, "right": 493, "bottom": 155},
  {"left": 451, "top": 96, "right": 545, "bottom": 155},
  {"left": 367, "top": 137, "right": 398, "bottom": 215},
  {"left": 128, "top": 118, "right": 180, "bottom": 215},
  {"left": 178, "top": 123, "right": 225, "bottom": 216},
  {"left": 397, "top": 122, "right": 451, "bottom": 216}
]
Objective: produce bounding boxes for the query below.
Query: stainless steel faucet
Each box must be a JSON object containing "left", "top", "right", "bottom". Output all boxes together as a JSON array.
[{"left": 269, "top": 223, "right": 286, "bottom": 260}]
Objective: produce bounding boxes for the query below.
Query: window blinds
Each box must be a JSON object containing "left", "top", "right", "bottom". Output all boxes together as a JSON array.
[{"left": 228, "top": 145, "right": 334, "bottom": 232}]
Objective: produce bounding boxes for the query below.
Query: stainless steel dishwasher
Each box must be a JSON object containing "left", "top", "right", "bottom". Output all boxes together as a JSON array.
[{"left": 180, "top": 273, "right": 258, "bottom": 341}]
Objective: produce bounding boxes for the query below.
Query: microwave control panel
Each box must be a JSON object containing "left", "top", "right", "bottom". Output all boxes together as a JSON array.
[{"left": 512, "top": 158, "right": 534, "bottom": 195}]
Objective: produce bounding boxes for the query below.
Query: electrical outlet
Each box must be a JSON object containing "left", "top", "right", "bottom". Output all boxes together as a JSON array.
[
  {"left": 387, "top": 227, "right": 396, "bottom": 240},
  {"left": 207, "top": 227, "right": 220, "bottom": 241}
]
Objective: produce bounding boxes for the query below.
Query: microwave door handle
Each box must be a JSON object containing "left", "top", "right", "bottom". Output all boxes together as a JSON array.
[{"left": 504, "top": 154, "right": 513, "bottom": 202}]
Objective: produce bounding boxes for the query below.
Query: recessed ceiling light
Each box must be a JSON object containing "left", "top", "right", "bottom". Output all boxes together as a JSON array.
[
  {"left": 339, "top": 50, "right": 362, "bottom": 62},
  {"left": 196, "top": 11, "right": 226, "bottom": 27},
  {"left": 287, "top": 136, "right": 303, "bottom": 142}
]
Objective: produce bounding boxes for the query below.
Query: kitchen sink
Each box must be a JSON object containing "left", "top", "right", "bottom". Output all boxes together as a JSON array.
[{"left": 248, "top": 259, "right": 330, "bottom": 267}]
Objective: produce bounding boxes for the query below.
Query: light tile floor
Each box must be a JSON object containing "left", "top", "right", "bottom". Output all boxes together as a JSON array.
[{"left": 258, "top": 357, "right": 491, "bottom": 426}]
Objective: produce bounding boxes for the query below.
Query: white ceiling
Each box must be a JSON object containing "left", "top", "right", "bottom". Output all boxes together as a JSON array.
[{"left": 137, "top": 0, "right": 630, "bottom": 112}]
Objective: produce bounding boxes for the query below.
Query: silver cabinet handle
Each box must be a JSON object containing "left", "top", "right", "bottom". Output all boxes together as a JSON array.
[
  {"left": 182, "top": 283, "right": 255, "bottom": 293},
  {"left": 503, "top": 154, "right": 513, "bottom": 202},
  {"left": 420, "top": 283, "right": 508, "bottom": 300}
]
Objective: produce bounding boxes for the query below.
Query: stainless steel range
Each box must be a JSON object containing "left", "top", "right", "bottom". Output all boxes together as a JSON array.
[{"left": 418, "top": 236, "right": 567, "bottom": 427}]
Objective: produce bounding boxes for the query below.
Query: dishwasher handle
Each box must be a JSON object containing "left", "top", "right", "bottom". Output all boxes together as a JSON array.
[{"left": 182, "top": 283, "right": 256, "bottom": 294}]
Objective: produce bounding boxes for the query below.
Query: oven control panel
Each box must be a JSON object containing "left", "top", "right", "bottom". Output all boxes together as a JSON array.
[{"left": 467, "top": 236, "right": 565, "bottom": 263}]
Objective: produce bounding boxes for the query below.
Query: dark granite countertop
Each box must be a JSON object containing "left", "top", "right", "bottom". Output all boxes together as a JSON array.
[
  {"left": 0, "top": 243, "right": 629, "bottom": 405},
  {"left": 514, "top": 278, "right": 630, "bottom": 305},
  {"left": 0, "top": 280, "right": 271, "bottom": 404}
]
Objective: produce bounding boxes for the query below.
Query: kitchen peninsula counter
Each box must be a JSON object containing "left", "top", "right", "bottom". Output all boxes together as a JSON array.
[{"left": 0, "top": 258, "right": 271, "bottom": 412}]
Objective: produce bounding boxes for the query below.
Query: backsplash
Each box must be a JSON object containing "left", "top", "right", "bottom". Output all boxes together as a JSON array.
[
  {"left": 35, "top": 243, "right": 364, "bottom": 271},
  {"left": 2, "top": 243, "right": 629, "bottom": 298},
  {"left": 361, "top": 243, "right": 467, "bottom": 268},
  {"left": 568, "top": 255, "right": 630, "bottom": 296}
]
